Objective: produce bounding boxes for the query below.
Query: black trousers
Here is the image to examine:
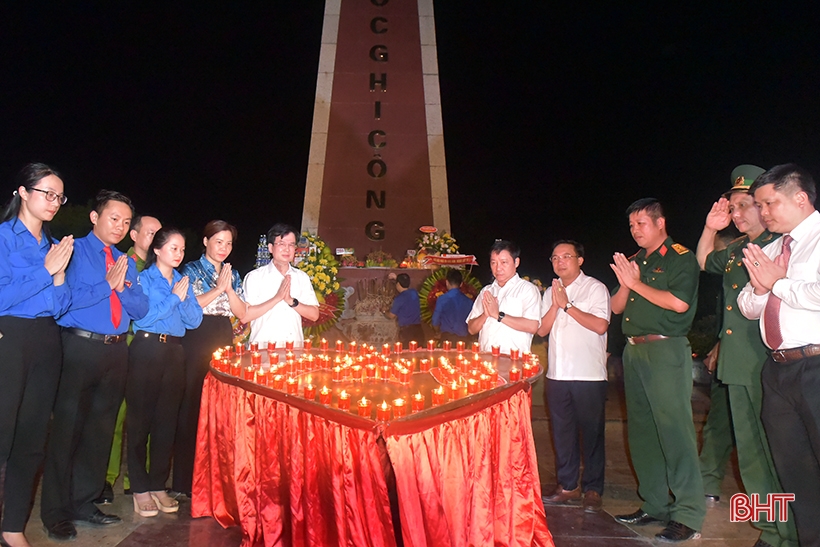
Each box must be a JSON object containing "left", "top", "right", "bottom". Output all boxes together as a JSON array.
[
  {"left": 41, "top": 330, "right": 128, "bottom": 526},
  {"left": 398, "top": 324, "right": 425, "bottom": 347},
  {"left": 126, "top": 335, "right": 184, "bottom": 493},
  {"left": 0, "top": 316, "right": 61, "bottom": 532},
  {"left": 173, "top": 315, "right": 232, "bottom": 493},
  {"left": 545, "top": 379, "right": 607, "bottom": 494},
  {"left": 761, "top": 355, "right": 820, "bottom": 547}
]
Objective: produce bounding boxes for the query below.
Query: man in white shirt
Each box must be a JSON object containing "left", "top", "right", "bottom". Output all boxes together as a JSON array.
[
  {"left": 738, "top": 164, "right": 820, "bottom": 547},
  {"left": 466, "top": 240, "right": 540, "bottom": 354},
  {"left": 539, "top": 241, "right": 610, "bottom": 514},
  {"left": 244, "top": 224, "right": 319, "bottom": 347}
]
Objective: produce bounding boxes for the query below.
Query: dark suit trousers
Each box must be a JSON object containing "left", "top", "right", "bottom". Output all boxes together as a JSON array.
[{"left": 40, "top": 331, "right": 128, "bottom": 526}]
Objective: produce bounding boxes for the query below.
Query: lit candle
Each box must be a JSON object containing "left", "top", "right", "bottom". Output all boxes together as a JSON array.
[
  {"left": 449, "top": 381, "right": 460, "bottom": 401},
  {"left": 456, "top": 340, "right": 465, "bottom": 352},
  {"left": 250, "top": 341, "right": 259, "bottom": 353},
  {"left": 428, "top": 339, "right": 436, "bottom": 351},
  {"left": 235, "top": 342, "right": 244, "bottom": 355},
  {"left": 255, "top": 369, "right": 268, "bottom": 386},
  {"left": 491, "top": 345, "right": 500, "bottom": 357},
  {"left": 398, "top": 367, "right": 410, "bottom": 384},
  {"left": 303, "top": 338, "right": 312, "bottom": 351},
  {"left": 269, "top": 352, "right": 279, "bottom": 365},
  {"left": 212, "top": 350, "right": 221, "bottom": 362},
  {"left": 285, "top": 340, "right": 294, "bottom": 351},
  {"left": 443, "top": 340, "right": 452, "bottom": 351},
  {"left": 286, "top": 351, "right": 295, "bottom": 362},
  {"left": 409, "top": 340, "right": 418, "bottom": 352},
  {"left": 286, "top": 377, "right": 298, "bottom": 394},
  {"left": 267, "top": 341, "right": 276, "bottom": 352},
  {"left": 336, "top": 340, "right": 344, "bottom": 352},
  {"left": 510, "top": 348, "right": 520, "bottom": 361},
  {"left": 380, "top": 364, "right": 391, "bottom": 381},
  {"left": 479, "top": 374, "right": 491, "bottom": 390},
  {"left": 522, "top": 351, "right": 531, "bottom": 364},
  {"left": 467, "top": 378, "right": 479, "bottom": 394},
  {"left": 319, "top": 385, "right": 331, "bottom": 405},
  {"left": 332, "top": 366, "right": 342, "bottom": 382},
  {"left": 358, "top": 397, "right": 372, "bottom": 418},
  {"left": 321, "top": 338, "right": 329, "bottom": 351},
  {"left": 411, "top": 392, "right": 425, "bottom": 412},
  {"left": 459, "top": 358, "right": 470, "bottom": 374},
  {"left": 251, "top": 351, "right": 261, "bottom": 366},
  {"left": 523, "top": 363, "right": 536, "bottom": 378},
  {"left": 350, "top": 364, "right": 363, "bottom": 381},
  {"left": 376, "top": 400, "right": 392, "bottom": 421},
  {"left": 304, "top": 383, "right": 316, "bottom": 400},
  {"left": 272, "top": 374, "right": 284, "bottom": 389},
  {"left": 393, "top": 397, "right": 408, "bottom": 418},
  {"left": 349, "top": 341, "right": 357, "bottom": 354},
  {"left": 419, "top": 359, "right": 431, "bottom": 372},
  {"left": 338, "top": 390, "right": 351, "bottom": 410},
  {"left": 365, "top": 364, "right": 377, "bottom": 378},
  {"left": 382, "top": 343, "right": 390, "bottom": 356},
  {"left": 395, "top": 341, "right": 403, "bottom": 354},
  {"left": 431, "top": 386, "right": 446, "bottom": 406},
  {"left": 472, "top": 341, "right": 481, "bottom": 353},
  {"left": 243, "top": 366, "right": 254, "bottom": 381},
  {"left": 509, "top": 367, "right": 521, "bottom": 381}
]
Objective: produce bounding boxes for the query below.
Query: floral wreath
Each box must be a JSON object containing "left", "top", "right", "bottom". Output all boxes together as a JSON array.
[
  {"left": 417, "top": 230, "right": 459, "bottom": 255},
  {"left": 296, "top": 232, "right": 345, "bottom": 338},
  {"left": 418, "top": 267, "right": 482, "bottom": 324}
]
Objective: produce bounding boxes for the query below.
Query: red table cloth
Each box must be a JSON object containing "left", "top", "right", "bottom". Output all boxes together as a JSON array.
[{"left": 192, "top": 372, "right": 554, "bottom": 547}]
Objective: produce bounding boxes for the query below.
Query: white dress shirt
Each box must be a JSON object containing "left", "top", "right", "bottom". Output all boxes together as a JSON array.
[
  {"left": 466, "top": 273, "right": 542, "bottom": 354},
  {"left": 243, "top": 262, "right": 319, "bottom": 347},
  {"left": 541, "top": 272, "right": 610, "bottom": 381},
  {"left": 738, "top": 210, "right": 820, "bottom": 349}
]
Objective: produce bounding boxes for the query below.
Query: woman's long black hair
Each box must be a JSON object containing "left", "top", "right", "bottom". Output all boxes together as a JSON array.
[{"left": 1, "top": 162, "right": 62, "bottom": 241}]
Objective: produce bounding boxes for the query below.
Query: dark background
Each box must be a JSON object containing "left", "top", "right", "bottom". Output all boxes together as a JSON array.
[{"left": 3, "top": 2, "right": 819, "bottom": 295}]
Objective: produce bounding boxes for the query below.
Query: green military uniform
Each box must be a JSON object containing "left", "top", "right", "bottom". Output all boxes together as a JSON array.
[
  {"left": 703, "top": 231, "right": 797, "bottom": 546},
  {"left": 698, "top": 378, "right": 734, "bottom": 496},
  {"left": 620, "top": 237, "right": 706, "bottom": 531}
]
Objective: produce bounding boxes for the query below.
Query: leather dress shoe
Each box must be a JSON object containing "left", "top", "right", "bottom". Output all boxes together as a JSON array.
[
  {"left": 614, "top": 509, "right": 665, "bottom": 526},
  {"left": 44, "top": 520, "right": 78, "bottom": 541},
  {"left": 582, "top": 490, "right": 603, "bottom": 513},
  {"left": 655, "top": 521, "right": 700, "bottom": 542},
  {"left": 94, "top": 482, "right": 114, "bottom": 505},
  {"left": 77, "top": 508, "right": 121, "bottom": 526},
  {"left": 542, "top": 485, "right": 581, "bottom": 506}
]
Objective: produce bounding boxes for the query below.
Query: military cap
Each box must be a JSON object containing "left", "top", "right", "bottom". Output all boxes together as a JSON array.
[{"left": 725, "top": 164, "right": 765, "bottom": 195}]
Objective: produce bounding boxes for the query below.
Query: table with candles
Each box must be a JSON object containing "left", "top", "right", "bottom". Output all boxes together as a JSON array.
[{"left": 191, "top": 338, "right": 555, "bottom": 547}]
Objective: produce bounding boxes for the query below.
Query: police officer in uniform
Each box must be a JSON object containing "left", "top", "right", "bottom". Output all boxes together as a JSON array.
[
  {"left": 696, "top": 166, "right": 797, "bottom": 547},
  {"left": 611, "top": 198, "right": 705, "bottom": 543}
]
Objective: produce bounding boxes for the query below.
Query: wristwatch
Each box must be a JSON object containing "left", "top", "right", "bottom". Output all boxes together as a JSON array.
[
  {"left": 497, "top": 311, "right": 506, "bottom": 322},
  {"left": 564, "top": 302, "right": 573, "bottom": 312},
  {"left": 290, "top": 298, "right": 299, "bottom": 308}
]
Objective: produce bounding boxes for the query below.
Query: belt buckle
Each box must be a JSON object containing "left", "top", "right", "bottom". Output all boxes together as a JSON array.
[
  {"left": 159, "top": 333, "right": 167, "bottom": 343},
  {"left": 104, "top": 335, "right": 116, "bottom": 345},
  {"left": 627, "top": 337, "right": 636, "bottom": 346}
]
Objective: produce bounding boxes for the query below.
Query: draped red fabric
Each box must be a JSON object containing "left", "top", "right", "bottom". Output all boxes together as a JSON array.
[
  {"left": 384, "top": 389, "right": 554, "bottom": 547},
  {"left": 192, "top": 373, "right": 553, "bottom": 547}
]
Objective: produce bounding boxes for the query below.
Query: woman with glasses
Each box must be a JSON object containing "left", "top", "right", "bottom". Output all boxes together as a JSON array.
[
  {"left": 173, "top": 221, "right": 281, "bottom": 496},
  {"left": 0, "top": 163, "right": 73, "bottom": 547}
]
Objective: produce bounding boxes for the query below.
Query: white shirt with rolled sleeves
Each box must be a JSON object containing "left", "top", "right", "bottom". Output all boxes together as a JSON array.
[
  {"left": 466, "top": 273, "right": 542, "bottom": 354},
  {"left": 541, "top": 272, "right": 610, "bottom": 381},
  {"left": 737, "top": 210, "right": 820, "bottom": 349},
  {"left": 243, "top": 262, "right": 319, "bottom": 347}
]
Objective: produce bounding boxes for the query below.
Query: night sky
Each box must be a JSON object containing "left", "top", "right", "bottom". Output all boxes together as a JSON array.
[{"left": 3, "top": 2, "right": 820, "bottom": 291}]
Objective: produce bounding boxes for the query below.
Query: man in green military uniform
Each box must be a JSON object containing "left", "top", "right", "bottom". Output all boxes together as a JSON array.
[
  {"left": 611, "top": 198, "right": 704, "bottom": 542},
  {"left": 696, "top": 167, "right": 797, "bottom": 547}
]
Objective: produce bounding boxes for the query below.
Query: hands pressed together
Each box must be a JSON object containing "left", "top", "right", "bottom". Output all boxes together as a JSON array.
[
  {"left": 742, "top": 243, "right": 787, "bottom": 295},
  {"left": 610, "top": 252, "right": 641, "bottom": 290}
]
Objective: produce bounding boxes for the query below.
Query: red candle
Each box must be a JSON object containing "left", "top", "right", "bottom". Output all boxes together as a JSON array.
[
  {"left": 510, "top": 348, "right": 520, "bottom": 361},
  {"left": 491, "top": 345, "right": 500, "bottom": 357},
  {"left": 398, "top": 367, "right": 411, "bottom": 384},
  {"left": 286, "top": 377, "right": 298, "bottom": 394},
  {"left": 331, "top": 366, "right": 342, "bottom": 382},
  {"left": 411, "top": 393, "right": 425, "bottom": 412},
  {"left": 338, "top": 390, "right": 351, "bottom": 410},
  {"left": 348, "top": 341, "right": 357, "bottom": 354},
  {"left": 358, "top": 397, "right": 372, "bottom": 418},
  {"left": 456, "top": 340, "right": 465, "bottom": 352},
  {"left": 303, "top": 338, "right": 312, "bottom": 351},
  {"left": 251, "top": 352, "right": 261, "bottom": 366},
  {"left": 448, "top": 381, "right": 460, "bottom": 401},
  {"left": 394, "top": 398, "right": 408, "bottom": 418},
  {"left": 319, "top": 386, "right": 331, "bottom": 405},
  {"left": 321, "top": 338, "right": 329, "bottom": 351},
  {"left": 523, "top": 363, "right": 536, "bottom": 378},
  {"left": 226, "top": 345, "right": 235, "bottom": 358},
  {"left": 428, "top": 339, "right": 435, "bottom": 351},
  {"left": 242, "top": 366, "right": 254, "bottom": 381},
  {"left": 366, "top": 364, "right": 377, "bottom": 378},
  {"left": 272, "top": 374, "right": 284, "bottom": 389},
  {"left": 351, "top": 364, "right": 363, "bottom": 381},
  {"left": 409, "top": 340, "right": 418, "bottom": 352},
  {"left": 443, "top": 340, "right": 452, "bottom": 351},
  {"left": 380, "top": 364, "right": 391, "bottom": 381},
  {"left": 431, "top": 386, "right": 445, "bottom": 406},
  {"left": 382, "top": 343, "right": 390, "bottom": 356},
  {"left": 472, "top": 341, "right": 481, "bottom": 353},
  {"left": 479, "top": 374, "right": 491, "bottom": 390},
  {"left": 267, "top": 341, "right": 276, "bottom": 352},
  {"left": 509, "top": 367, "right": 521, "bottom": 381},
  {"left": 235, "top": 342, "right": 244, "bottom": 355},
  {"left": 459, "top": 358, "right": 470, "bottom": 374},
  {"left": 522, "top": 351, "right": 531, "bottom": 364},
  {"left": 467, "top": 378, "right": 479, "bottom": 394},
  {"left": 336, "top": 340, "right": 344, "bottom": 352},
  {"left": 285, "top": 340, "right": 294, "bottom": 351},
  {"left": 419, "top": 359, "right": 431, "bottom": 373},
  {"left": 269, "top": 352, "right": 280, "bottom": 365},
  {"left": 376, "top": 401, "right": 392, "bottom": 421},
  {"left": 394, "top": 341, "right": 402, "bottom": 354},
  {"left": 250, "top": 341, "right": 259, "bottom": 353},
  {"left": 304, "top": 383, "right": 316, "bottom": 400},
  {"left": 255, "top": 369, "right": 268, "bottom": 386}
]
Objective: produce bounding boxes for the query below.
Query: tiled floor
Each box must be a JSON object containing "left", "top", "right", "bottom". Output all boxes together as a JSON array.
[{"left": 10, "top": 361, "right": 762, "bottom": 547}]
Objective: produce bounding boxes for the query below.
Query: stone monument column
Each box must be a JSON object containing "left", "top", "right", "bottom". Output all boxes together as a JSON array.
[{"left": 302, "top": 0, "right": 450, "bottom": 261}]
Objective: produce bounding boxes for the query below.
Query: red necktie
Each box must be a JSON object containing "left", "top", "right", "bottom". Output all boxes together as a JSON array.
[
  {"left": 763, "top": 235, "right": 792, "bottom": 349},
  {"left": 104, "top": 246, "right": 123, "bottom": 329}
]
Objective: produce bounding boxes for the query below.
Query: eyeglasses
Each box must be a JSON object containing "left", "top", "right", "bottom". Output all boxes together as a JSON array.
[
  {"left": 30, "top": 187, "right": 68, "bottom": 205},
  {"left": 273, "top": 241, "right": 297, "bottom": 249},
  {"left": 550, "top": 254, "right": 578, "bottom": 263}
]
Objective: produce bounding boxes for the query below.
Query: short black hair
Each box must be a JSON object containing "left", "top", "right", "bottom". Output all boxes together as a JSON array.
[
  {"left": 626, "top": 197, "right": 664, "bottom": 220},
  {"left": 93, "top": 190, "right": 134, "bottom": 216},
  {"left": 396, "top": 273, "right": 411, "bottom": 288},
  {"left": 551, "top": 239, "right": 584, "bottom": 259},
  {"left": 490, "top": 239, "right": 520, "bottom": 260},
  {"left": 267, "top": 222, "right": 298, "bottom": 243},
  {"left": 446, "top": 269, "right": 463, "bottom": 287},
  {"left": 144, "top": 226, "right": 184, "bottom": 269},
  {"left": 749, "top": 163, "right": 817, "bottom": 204}
]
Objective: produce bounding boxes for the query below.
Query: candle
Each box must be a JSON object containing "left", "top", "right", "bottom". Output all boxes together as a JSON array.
[
  {"left": 336, "top": 340, "right": 344, "bottom": 352},
  {"left": 319, "top": 385, "right": 331, "bottom": 405},
  {"left": 459, "top": 358, "right": 470, "bottom": 374},
  {"left": 286, "top": 351, "right": 294, "bottom": 362},
  {"left": 286, "top": 377, "right": 298, "bottom": 394},
  {"left": 523, "top": 363, "right": 536, "bottom": 378},
  {"left": 376, "top": 400, "right": 392, "bottom": 421},
  {"left": 269, "top": 352, "right": 280, "bottom": 365},
  {"left": 272, "top": 374, "right": 284, "bottom": 389},
  {"left": 419, "top": 359, "right": 431, "bottom": 373},
  {"left": 242, "top": 366, "right": 254, "bottom": 381},
  {"left": 255, "top": 369, "right": 268, "bottom": 386},
  {"left": 332, "top": 366, "right": 342, "bottom": 382},
  {"left": 358, "top": 397, "right": 372, "bottom": 418},
  {"left": 251, "top": 351, "right": 261, "bottom": 366},
  {"left": 449, "top": 381, "right": 460, "bottom": 401},
  {"left": 443, "top": 340, "right": 452, "bottom": 351},
  {"left": 398, "top": 367, "right": 410, "bottom": 384},
  {"left": 365, "top": 364, "right": 377, "bottom": 379},
  {"left": 321, "top": 338, "right": 329, "bottom": 351},
  {"left": 348, "top": 341, "right": 357, "bottom": 354},
  {"left": 285, "top": 340, "right": 294, "bottom": 351},
  {"left": 250, "top": 341, "right": 259, "bottom": 353},
  {"left": 266, "top": 341, "right": 275, "bottom": 353},
  {"left": 380, "top": 364, "right": 391, "bottom": 381},
  {"left": 226, "top": 345, "right": 234, "bottom": 358},
  {"left": 510, "top": 348, "right": 520, "bottom": 361},
  {"left": 431, "top": 386, "right": 445, "bottom": 406},
  {"left": 467, "top": 378, "right": 479, "bottom": 394},
  {"left": 351, "top": 364, "right": 363, "bottom": 381},
  {"left": 212, "top": 350, "right": 221, "bottom": 362},
  {"left": 509, "top": 367, "right": 521, "bottom": 381},
  {"left": 382, "top": 343, "right": 390, "bottom": 356},
  {"left": 479, "top": 374, "right": 491, "bottom": 390},
  {"left": 304, "top": 383, "right": 316, "bottom": 400},
  {"left": 409, "top": 340, "right": 418, "bottom": 352},
  {"left": 472, "top": 341, "right": 481, "bottom": 353},
  {"left": 428, "top": 339, "right": 435, "bottom": 351},
  {"left": 235, "top": 342, "right": 244, "bottom": 355},
  {"left": 456, "top": 340, "right": 465, "bottom": 352},
  {"left": 522, "top": 351, "right": 531, "bottom": 364},
  {"left": 491, "top": 345, "right": 500, "bottom": 357},
  {"left": 393, "top": 341, "right": 402, "bottom": 354},
  {"left": 338, "top": 390, "right": 351, "bottom": 410},
  {"left": 411, "top": 393, "right": 425, "bottom": 412}
]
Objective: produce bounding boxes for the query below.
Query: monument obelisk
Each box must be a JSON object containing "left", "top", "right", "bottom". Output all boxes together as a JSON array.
[{"left": 301, "top": 0, "right": 450, "bottom": 261}]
